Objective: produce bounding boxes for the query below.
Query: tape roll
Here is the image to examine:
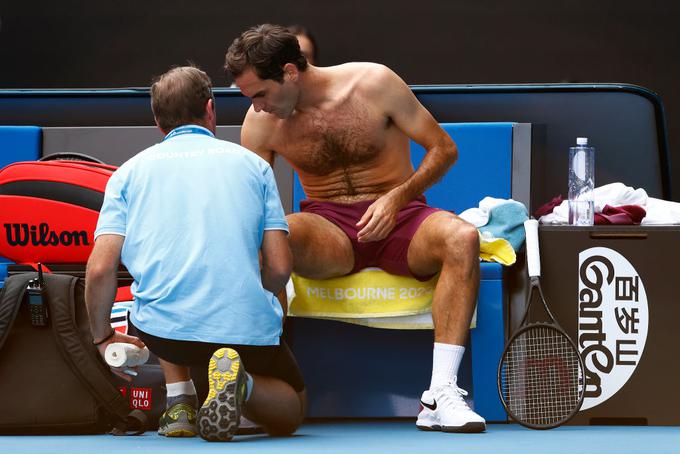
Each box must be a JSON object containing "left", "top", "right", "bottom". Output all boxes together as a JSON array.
[{"left": 104, "top": 343, "right": 149, "bottom": 368}]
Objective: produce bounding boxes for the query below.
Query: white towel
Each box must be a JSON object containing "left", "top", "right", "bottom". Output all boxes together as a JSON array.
[
  {"left": 460, "top": 196, "right": 523, "bottom": 227},
  {"left": 642, "top": 198, "right": 680, "bottom": 225},
  {"left": 538, "top": 182, "right": 680, "bottom": 225},
  {"left": 592, "top": 182, "right": 648, "bottom": 211}
]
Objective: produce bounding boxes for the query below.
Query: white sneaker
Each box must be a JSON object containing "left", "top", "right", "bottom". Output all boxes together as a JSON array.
[{"left": 416, "top": 381, "right": 486, "bottom": 433}]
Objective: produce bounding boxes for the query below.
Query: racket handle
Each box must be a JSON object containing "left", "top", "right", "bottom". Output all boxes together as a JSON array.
[{"left": 524, "top": 219, "right": 541, "bottom": 278}]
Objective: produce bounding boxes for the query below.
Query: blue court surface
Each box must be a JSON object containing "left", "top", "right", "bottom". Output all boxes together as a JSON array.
[{"left": 1, "top": 421, "right": 678, "bottom": 454}]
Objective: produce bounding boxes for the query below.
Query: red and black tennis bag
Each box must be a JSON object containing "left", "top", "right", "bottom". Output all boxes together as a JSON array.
[
  {"left": 0, "top": 160, "right": 167, "bottom": 433},
  {"left": 0, "top": 160, "right": 116, "bottom": 263}
]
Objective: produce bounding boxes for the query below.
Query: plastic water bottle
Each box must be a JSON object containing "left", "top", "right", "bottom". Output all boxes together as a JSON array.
[{"left": 568, "top": 137, "right": 595, "bottom": 226}]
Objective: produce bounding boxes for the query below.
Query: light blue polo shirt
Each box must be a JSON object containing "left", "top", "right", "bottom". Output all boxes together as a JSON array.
[{"left": 95, "top": 125, "right": 288, "bottom": 345}]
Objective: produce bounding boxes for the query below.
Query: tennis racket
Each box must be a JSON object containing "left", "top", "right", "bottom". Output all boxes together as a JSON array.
[{"left": 497, "top": 219, "right": 585, "bottom": 429}]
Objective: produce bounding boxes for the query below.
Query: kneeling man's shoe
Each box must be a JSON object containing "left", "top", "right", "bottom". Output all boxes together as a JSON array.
[
  {"left": 158, "top": 402, "right": 198, "bottom": 437},
  {"left": 197, "top": 348, "right": 248, "bottom": 441}
]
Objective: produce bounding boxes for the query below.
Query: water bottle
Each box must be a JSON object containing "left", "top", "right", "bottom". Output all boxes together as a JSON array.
[{"left": 568, "top": 137, "right": 595, "bottom": 226}]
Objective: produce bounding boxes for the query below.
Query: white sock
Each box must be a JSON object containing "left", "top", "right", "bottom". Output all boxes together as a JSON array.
[
  {"left": 430, "top": 343, "right": 465, "bottom": 390},
  {"left": 166, "top": 380, "right": 196, "bottom": 397},
  {"left": 245, "top": 372, "right": 254, "bottom": 401}
]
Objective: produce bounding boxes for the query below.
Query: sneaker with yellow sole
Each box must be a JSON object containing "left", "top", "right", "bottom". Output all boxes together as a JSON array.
[
  {"left": 197, "top": 347, "right": 248, "bottom": 441},
  {"left": 158, "top": 402, "right": 198, "bottom": 437}
]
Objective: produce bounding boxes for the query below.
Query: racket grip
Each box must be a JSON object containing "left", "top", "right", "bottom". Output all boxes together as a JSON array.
[{"left": 524, "top": 219, "right": 541, "bottom": 278}]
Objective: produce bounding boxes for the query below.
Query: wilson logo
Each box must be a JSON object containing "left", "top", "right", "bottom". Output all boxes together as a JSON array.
[{"left": 4, "top": 223, "right": 90, "bottom": 247}]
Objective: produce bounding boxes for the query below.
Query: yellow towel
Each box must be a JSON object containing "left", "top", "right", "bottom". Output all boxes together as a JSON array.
[
  {"left": 289, "top": 269, "right": 437, "bottom": 319},
  {"left": 330, "top": 312, "right": 437, "bottom": 330},
  {"left": 287, "top": 270, "right": 478, "bottom": 329},
  {"left": 326, "top": 311, "right": 477, "bottom": 330},
  {"left": 478, "top": 231, "right": 516, "bottom": 265}
]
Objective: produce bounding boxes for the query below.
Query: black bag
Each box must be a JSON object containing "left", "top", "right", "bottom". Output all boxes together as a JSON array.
[{"left": 0, "top": 272, "right": 146, "bottom": 434}]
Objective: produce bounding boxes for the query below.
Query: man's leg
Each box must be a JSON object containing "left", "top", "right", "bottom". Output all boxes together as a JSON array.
[
  {"left": 244, "top": 376, "right": 307, "bottom": 436},
  {"left": 408, "top": 211, "right": 479, "bottom": 345},
  {"left": 407, "top": 211, "right": 486, "bottom": 433},
  {"left": 197, "top": 347, "right": 305, "bottom": 441},
  {"left": 158, "top": 358, "right": 199, "bottom": 437},
  {"left": 287, "top": 212, "right": 354, "bottom": 279},
  {"left": 276, "top": 211, "right": 354, "bottom": 313}
]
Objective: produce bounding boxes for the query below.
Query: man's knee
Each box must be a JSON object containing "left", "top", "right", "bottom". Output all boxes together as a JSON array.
[
  {"left": 263, "top": 418, "right": 303, "bottom": 437},
  {"left": 260, "top": 393, "right": 305, "bottom": 437},
  {"left": 442, "top": 219, "right": 479, "bottom": 259},
  {"left": 285, "top": 213, "right": 329, "bottom": 251},
  {"left": 285, "top": 214, "right": 306, "bottom": 250},
  {"left": 285, "top": 215, "right": 315, "bottom": 273},
  {"left": 285, "top": 213, "right": 354, "bottom": 278}
]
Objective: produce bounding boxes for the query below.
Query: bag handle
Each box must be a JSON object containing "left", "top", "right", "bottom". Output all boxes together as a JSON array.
[
  {"left": 20, "top": 262, "right": 54, "bottom": 274},
  {"left": 0, "top": 274, "right": 34, "bottom": 352},
  {"left": 45, "top": 274, "right": 146, "bottom": 435}
]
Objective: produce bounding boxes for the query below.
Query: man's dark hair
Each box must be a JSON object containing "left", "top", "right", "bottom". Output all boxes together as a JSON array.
[
  {"left": 225, "top": 24, "right": 308, "bottom": 83},
  {"left": 150, "top": 66, "right": 214, "bottom": 133}
]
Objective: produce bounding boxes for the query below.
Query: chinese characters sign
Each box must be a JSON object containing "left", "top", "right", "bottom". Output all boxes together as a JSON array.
[{"left": 578, "top": 247, "right": 648, "bottom": 411}]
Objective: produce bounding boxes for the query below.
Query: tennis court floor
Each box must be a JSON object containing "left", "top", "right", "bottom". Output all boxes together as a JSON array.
[{"left": 1, "top": 420, "right": 678, "bottom": 454}]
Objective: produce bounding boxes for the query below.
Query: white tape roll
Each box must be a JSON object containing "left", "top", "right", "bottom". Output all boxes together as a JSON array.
[{"left": 104, "top": 343, "right": 150, "bottom": 368}]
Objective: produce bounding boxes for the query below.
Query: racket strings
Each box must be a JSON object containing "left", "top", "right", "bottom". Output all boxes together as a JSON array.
[{"left": 500, "top": 326, "right": 583, "bottom": 427}]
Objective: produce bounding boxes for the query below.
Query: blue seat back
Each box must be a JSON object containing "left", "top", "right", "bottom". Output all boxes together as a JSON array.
[
  {"left": 0, "top": 126, "right": 42, "bottom": 287},
  {"left": 293, "top": 122, "right": 514, "bottom": 211}
]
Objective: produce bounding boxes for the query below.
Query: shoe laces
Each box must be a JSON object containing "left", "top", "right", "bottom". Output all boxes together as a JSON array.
[{"left": 433, "top": 381, "right": 471, "bottom": 409}]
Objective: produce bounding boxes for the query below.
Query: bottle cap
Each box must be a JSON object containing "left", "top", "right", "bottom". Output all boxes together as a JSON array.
[{"left": 576, "top": 137, "right": 588, "bottom": 146}]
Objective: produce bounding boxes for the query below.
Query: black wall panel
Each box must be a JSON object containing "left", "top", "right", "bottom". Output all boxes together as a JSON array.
[{"left": 0, "top": 0, "right": 678, "bottom": 198}]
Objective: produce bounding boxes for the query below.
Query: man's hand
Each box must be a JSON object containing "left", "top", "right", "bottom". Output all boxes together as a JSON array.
[
  {"left": 356, "top": 192, "right": 403, "bottom": 242},
  {"left": 95, "top": 331, "right": 147, "bottom": 382}
]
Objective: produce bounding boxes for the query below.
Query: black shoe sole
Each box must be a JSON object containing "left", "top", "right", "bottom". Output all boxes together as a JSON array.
[{"left": 417, "top": 422, "right": 486, "bottom": 433}]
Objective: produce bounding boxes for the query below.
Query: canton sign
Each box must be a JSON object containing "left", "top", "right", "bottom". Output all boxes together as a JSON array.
[{"left": 578, "top": 247, "right": 648, "bottom": 411}]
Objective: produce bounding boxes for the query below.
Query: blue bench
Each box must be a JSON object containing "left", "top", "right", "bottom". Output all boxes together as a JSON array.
[
  {"left": 0, "top": 126, "right": 42, "bottom": 286},
  {"left": 0, "top": 122, "right": 517, "bottom": 421},
  {"left": 288, "top": 122, "right": 518, "bottom": 420}
]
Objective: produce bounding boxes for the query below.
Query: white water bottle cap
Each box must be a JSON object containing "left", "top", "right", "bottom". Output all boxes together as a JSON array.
[{"left": 576, "top": 137, "right": 588, "bottom": 146}]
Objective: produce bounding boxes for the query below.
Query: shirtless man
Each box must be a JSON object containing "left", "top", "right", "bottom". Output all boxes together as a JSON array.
[{"left": 225, "top": 24, "right": 485, "bottom": 433}]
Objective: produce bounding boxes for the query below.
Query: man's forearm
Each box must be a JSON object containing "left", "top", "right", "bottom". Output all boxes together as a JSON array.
[
  {"left": 85, "top": 268, "right": 118, "bottom": 341},
  {"left": 261, "top": 269, "right": 290, "bottom": 296},
  {"left": 392, "top": 139, "right": 457, "bottom": 204},
  {"left": 260, "top": 230, "right": 292, "bottom": 296}
]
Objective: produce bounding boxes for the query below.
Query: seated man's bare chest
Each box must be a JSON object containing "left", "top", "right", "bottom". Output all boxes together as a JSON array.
[{"left": 275, "top": 100, "right": 389, "bottom": 176}]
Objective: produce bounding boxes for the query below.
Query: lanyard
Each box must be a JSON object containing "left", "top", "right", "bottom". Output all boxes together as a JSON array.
[{"left": 163, "top": 125, "right": 214, "bottom": 141}]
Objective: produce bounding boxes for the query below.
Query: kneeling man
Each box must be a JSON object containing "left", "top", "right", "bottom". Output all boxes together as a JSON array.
[{"left": 86, "top": 65, "right": 306, "bottom": 441}]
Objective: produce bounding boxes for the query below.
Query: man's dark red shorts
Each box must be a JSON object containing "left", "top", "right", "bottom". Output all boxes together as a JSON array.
[{"left": 299, "top": 196, "right": 440, "bottom": 281}]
